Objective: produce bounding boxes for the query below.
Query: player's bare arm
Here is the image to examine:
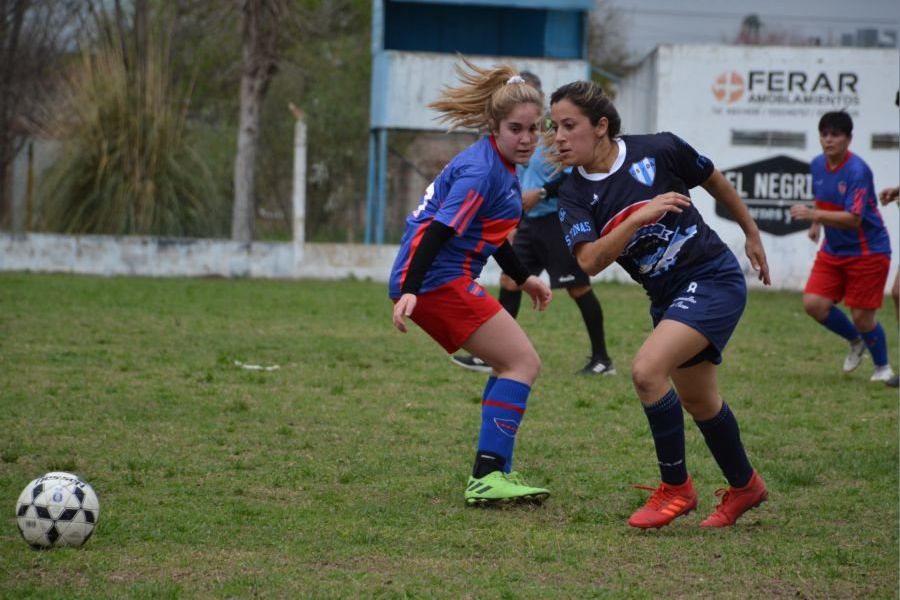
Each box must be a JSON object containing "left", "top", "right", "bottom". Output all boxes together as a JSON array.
[
  {"left": 789, "top": 203, "right": 862, "bottom": 230},
  {"left": 702, "top": 170, "right": 771, "bottom": 285},
  {"left": 574, "top": 192, "right": 690, "bottom": 276}
]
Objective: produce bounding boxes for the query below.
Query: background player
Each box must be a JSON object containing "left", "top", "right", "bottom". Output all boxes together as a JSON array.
[
  {"left": 550, "top": 80, "right": 771, "bottom": 529},
  {"left": 451, "top": 71, "right": 614, "bottom": 376},
  {"left": 789, "top": 112, "right": 894, "bottom": 384},
  {"left": 389, "top": 59, "right": 552, "bottom": 506}
]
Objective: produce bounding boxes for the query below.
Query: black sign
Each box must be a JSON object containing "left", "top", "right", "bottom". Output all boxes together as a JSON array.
[{"left": 718, "top": 155, "right": 813, "bottom": 236}]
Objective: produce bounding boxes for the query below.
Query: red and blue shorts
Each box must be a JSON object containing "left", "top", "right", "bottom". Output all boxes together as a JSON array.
[
  {"left": 805, "top": 251, "right": 890, "bottom": 310},
  {"left": 399, "top": 276, "right": 502, "bottom": 353}
]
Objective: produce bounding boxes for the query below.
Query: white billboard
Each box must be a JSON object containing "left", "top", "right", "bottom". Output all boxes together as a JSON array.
[{"left": 616, "top": 45, "right": 900, "bottom": 291}]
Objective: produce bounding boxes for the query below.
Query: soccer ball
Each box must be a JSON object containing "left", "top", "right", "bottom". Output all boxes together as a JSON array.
[{"left": 15, "top": 472, "right": 100, "bottom": 549}]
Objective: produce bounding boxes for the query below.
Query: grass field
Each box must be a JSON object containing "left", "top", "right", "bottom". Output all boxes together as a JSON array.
[{"left": 1, "top": 273, "right": 897, "bottom": 598}]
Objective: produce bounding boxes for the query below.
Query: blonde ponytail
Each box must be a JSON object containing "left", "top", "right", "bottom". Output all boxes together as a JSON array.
[{"left": 428, "top": 56, "right": 543, "bottom": 132}]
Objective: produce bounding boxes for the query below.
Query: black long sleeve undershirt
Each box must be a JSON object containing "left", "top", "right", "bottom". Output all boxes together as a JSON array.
[
  {"left": 493, "top": 241, "right": 530, "bottom": 286},
  {"left": 399, "top": 222, "right": 531, "bottom": 295},
  {"left": 400, "top": 221, "right": 455, "bottom": 295}
]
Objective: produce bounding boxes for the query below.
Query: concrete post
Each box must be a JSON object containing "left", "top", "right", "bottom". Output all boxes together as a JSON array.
[{"left": 290, "top": 104, "right": 307, "bottom": 273}]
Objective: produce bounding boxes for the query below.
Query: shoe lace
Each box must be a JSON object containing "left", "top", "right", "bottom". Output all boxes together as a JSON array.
[
  {"left": 711, "top": 487, "right": 731, "bottom": 511},
  {"left": 632, "top": 483, "right": 673, "bottom": 510}
]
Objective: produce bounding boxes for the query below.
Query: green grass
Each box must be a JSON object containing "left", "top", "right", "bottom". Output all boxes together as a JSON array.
[{"left": 0, "top": 273, "right": 897, "bottom": 598}]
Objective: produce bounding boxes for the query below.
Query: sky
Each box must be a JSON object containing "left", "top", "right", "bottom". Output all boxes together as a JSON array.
[{"left": 603, "top": 0, "right": 900, "bottom": 62}]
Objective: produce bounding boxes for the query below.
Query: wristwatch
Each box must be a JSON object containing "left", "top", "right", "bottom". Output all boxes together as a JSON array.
[{"left": 537, "top": 187, "right": 548, "bottom": 201}]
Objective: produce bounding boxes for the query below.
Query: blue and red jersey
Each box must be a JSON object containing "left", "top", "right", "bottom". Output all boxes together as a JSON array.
[
  {"left": 558, "top": 132, "right": 727, "bottom": 304},
  {"left": 388, "top": 136, "right": 523, "bottom": 298},
  {"left": 810, "top": 152, "right": 891, "bottom": 258}
]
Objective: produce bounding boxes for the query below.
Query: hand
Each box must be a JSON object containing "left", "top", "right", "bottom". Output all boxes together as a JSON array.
[
  {"left": 879, "top": 186, "right": 899, "bottom": 206},
  {"left": 520, "top": 276, "right": 552, "bottom": 311},
  {"left": 789, "top": 203, "right": 814, "bottom": 221},
  {"left": 392, "top": 293, "right": 416, "bottom": 332},
  {"left": 807, "top": 222, "right": 821, "bottom": 243},
  {"left": 744, "top": 234, "right": 771, "bottom": 286},
  {"left": 634, "top": 192, "right": 691, "bottom": 225}
]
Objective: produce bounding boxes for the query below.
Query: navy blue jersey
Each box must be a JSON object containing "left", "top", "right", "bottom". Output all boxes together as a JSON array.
[{"left": 558, "top": 132, "right": 727, "bottom": 303}]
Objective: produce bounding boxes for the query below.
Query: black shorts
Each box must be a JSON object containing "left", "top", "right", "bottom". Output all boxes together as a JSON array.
[{"left": 511, "top": 213, "right": 590, "bottom": 289}]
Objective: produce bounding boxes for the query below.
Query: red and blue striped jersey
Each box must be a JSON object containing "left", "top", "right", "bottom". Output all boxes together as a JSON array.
[
  {"left": 389, "top": 136, "right": 522, "bottom": 297},
  {"left": 810, "top": 152, "right": 891, "bottom": 257}
]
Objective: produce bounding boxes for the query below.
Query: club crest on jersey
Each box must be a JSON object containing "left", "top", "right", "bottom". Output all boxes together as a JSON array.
[
  {"left": 629, "top": 157, "right": 656, "bottom": 187},
  {"left": 493, "top": 417, "right": 519, "bottom": 437},
  {"left": 559, "top": 208, "right": 566, "bottom": 222},
  {"left": 467, "top": 282, "right": 485, "bottom": 297},
  {"left": 838, "top": 181, "right": 847, "bottom": 195}
]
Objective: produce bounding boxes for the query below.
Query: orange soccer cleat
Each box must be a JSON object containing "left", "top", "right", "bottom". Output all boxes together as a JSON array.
[
  {"left": 700, "top": 470, "right": 768, "bottom": 528},
  {"left": 628, "top": 476, "right": 698, "bottom": 529}
]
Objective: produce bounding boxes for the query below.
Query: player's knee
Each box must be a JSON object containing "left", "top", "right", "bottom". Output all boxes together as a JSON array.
[
  {"left": 566, "top": 285, "right": 591, "bottom": 299},
  {"left": 520, "top": 348, "right": 541, "bottom": 382},
  {"left": 630, "top": 358, "right": 664, "bottom": 398},
  {"left": 852, "top": 313, "right": 876, "bottom": 333},
  {"left": 802, "top": 296, "right": 829, "bottom": 320}
]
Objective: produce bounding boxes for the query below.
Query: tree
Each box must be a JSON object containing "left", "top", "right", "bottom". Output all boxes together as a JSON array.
[
  {"left": 0, "top": 0, "right": 79, "bottom": 229},
  {"left": 232, "top": 0, "right": 281, "bottom": 243}
]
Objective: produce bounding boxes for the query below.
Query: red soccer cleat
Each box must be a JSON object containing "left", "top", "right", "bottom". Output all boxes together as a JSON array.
[
  {"left": 700, "top": 470, "right": 768, "bottom": 528},
  {"left": 628, "top": 476, "right": 698, "bottom": 529}
]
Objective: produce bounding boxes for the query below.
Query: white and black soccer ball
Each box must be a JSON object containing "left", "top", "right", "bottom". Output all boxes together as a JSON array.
[{"left": 15, "top": 472, "right": 100, "bottom": 549}]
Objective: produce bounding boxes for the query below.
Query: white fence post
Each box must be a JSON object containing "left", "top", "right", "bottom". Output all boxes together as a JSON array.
[{"left": 290, "top": 104, "right": 307, "bottom": 274}]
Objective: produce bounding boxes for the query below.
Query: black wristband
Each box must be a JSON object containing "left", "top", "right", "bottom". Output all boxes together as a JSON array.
[
  {"left": 494, "top": 241, "right": 530, "bottom": 286},
  {"left": 400, "top": 221, "right": 454, "bottom": 295}
]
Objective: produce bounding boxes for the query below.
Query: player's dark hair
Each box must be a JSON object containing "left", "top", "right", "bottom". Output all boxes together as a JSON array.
[
  {"left": 549, "top": 81, "right": 621, "bottom": 139},
  {"left": 818, "top": 111, "right": 853, "bottom": 137},
  {"left": 519, "top": 70, "right": 542, "bottom": 93}
]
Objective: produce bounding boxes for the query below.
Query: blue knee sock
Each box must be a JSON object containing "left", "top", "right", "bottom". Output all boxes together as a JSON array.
[
  {"left": 483, "top": 376, "right": 498, "bottom": 399},
  {"left": 643, "top": 389, "right": 688, "bottom": 485},
  {"left": 820, "top": 306, "right": 859, "bottom": 342},
  {"left": 695, "top": 403, "right": 753, "bottom": 488},
  {"left": 861, "top": 323, "right": 889, "bottom": 367},
  {"left": 477, "top": 378, "right": 529, "bottom": 474}
]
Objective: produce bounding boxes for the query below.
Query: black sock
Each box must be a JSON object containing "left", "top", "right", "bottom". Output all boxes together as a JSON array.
[
  {"left": 644, "top": 389, "right": 688, "bottom": 485},
  {"left": 473, "top": 451, "right": 506, "bottom": 478},
  {"left": 575, "top": 290, "right": 609, "bottom": 361},
  {"left": 498, "top": 288, "right": 522, "bottom": 319},
  {"left": 695, "top": 403, "right": 753, "bottom": 488}
]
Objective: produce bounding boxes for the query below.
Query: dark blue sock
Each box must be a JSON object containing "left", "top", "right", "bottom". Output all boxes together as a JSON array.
[
  {"left": 820, "top": 306, "right": 859, "bottom": 342},
  {"left": 483, "top": 376, "right": 498, "bottom": 399},
  {"left": 643, "top": 389, "right": 687, "bottom": 485},
  {"left": 861, "top": 323, "right": 889, "bottom": 367},
  {"left": 478, "top": 378, "right": 529, "bottom": 474},
  {"left": 695, "top": 403, "right": 753, "bottom": 488}
]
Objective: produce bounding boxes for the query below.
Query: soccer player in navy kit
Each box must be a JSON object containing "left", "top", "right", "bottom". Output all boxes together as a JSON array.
[
  {"left": 549, "top": 81, "right": 771, "bottom": 528},
  {"left": 790, "top": 112, "right": 894, "bottom": 384},
  {"left": 390, "top": 59, "right": 553, "bottom": 505}
]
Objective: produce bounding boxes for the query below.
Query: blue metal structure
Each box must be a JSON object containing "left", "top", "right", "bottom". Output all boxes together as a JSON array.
[{"left": 365, "top": 0, "right": 594, "bottom": 244}]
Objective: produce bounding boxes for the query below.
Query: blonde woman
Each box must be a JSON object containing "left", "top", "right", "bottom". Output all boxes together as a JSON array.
[{"left": 389, "top": 59, "right": 552, "bottom": 505}]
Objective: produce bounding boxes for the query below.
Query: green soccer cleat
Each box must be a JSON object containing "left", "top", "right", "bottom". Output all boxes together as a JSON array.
[{"left": 464, "top": 470, "right": 550, "bottom": 506}]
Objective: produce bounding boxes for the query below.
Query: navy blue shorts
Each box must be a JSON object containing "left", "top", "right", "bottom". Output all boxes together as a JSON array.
[{"left": 649, "top": 251, "right": 747, "bottom": 368}]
